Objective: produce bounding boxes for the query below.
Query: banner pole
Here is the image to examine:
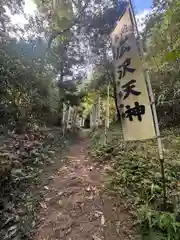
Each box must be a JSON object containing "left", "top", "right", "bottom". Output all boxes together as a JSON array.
[
  {"left": 67, "top": 105, "right": 71, "bottom": 130},
  {"left": 95, "top": 99, "right": 99, "bottom": 128},
  {"left": 97, "top": 96, "right": 101, "bottom": 128},
  {"left": 90, "top": 107, "right": 93, "bottom": 129},
  {"left": 93, "top": 103, "right": 95, "bottom": 128},
  {"left": 146, "top": 72, "right": 166, "bottom": 205},
  {"left": 129, "top": 0, "right": 166, "bottom": 206},
  {"left": 62, "top": 103, "right": 66, "bottom": 136},
  {"left": 107, "top": 84, "right": 110, "bottom": 129},
  {"left": 104, "top": 84, "right": 110, "bottom": 145}
]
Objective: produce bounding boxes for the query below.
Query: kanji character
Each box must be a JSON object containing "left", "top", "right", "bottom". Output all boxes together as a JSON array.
[
  {"left": 117, "top": 58, "right": 135, "bottom": 80},
  {"left": 113, "top": 35, "right": 131, "bottom": 60},
  {"left": 121, "top": 79, "right": 141, "bottom": 99},
  {"left": 123, "top": 102, "right": 145, "bottom": 121}
]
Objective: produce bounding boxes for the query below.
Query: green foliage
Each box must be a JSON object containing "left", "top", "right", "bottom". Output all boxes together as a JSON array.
[
  {"left": 90, "top": 124, "right": 180, "bottom": 239},
  {"left": 0, "top": 39, "right": 60, "bottom": 132},
  {"left": 138, "top": 206, "right": 180, "bottom": 240},
  {"left": 0, "top": 127, "right": 79, "bottom": 239},
  {"left": 144, "top": 0, "right": 180, "bottom": 127}
]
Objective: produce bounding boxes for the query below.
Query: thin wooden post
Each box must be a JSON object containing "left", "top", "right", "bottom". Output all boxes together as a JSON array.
[
  {"left": 90, "top": 111, "right": 93, "bottom": 129},
  {"left": 94, "top": 103, "right": 98, "bottom": 128},
  {"left": 104, "top": 84, "right": 110, "bottom": 145},
  {"left": 106, "top": 85, "right": 110, "bottom": 129},
  {"left": 98, "top": 96, "right": 101, "bottom": 127},
  {"left": 67, "top": 105, "right": 71, "bottom": 129},
  {"left": 146, "top": 72, "right": 166, "bottom": 205},
  {"left": 90, "top": 105, "right": 96, "bottom": 129},
  {"left": 72, "top": 106, "right": 77, "bottom": 130},
  {"left": 62, "top": 103, "right": 66, "bottom": 136}
]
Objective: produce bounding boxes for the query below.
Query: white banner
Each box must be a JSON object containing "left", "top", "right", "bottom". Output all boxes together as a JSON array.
[{"left": 111, "top": 6, "right": 156, "bottom": 141}]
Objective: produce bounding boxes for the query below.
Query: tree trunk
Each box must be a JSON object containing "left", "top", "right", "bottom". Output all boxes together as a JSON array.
[{"left": 58, "top": 69, "right": 64, "bottom": 125}]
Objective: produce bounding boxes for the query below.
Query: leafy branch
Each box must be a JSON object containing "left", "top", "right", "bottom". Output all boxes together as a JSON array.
[{"left": 48, "top": 0, "right": 89, "bottom": 47}]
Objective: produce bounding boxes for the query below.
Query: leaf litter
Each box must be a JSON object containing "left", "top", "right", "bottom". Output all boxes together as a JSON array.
[
  {"left": 0, "top": 127, "right": 69, "bottom": 239},
  {"left": 32, "top": 134, "right": 134, "bottom": 240}
]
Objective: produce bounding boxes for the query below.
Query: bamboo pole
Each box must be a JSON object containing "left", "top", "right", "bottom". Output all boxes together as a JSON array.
[
  {"left": 62, "top": 103, "right": 66, "bottom": 136},
  {"left": 67, "top": 105, "right": 71, "bottom": 129},
  {"left": 104, "top": 84, "right": 110, "bottom": 145},
  {"left": 98, "top": 96, "right": 101, "bottom": 127}
]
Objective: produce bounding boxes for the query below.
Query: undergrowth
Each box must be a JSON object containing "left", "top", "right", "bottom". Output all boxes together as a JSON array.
[
  {"left": 90, "top": 123, "right": 180, "bottom": 240},
  {"left": 0, "top": 127, "right": 79, "bottom": 239}
]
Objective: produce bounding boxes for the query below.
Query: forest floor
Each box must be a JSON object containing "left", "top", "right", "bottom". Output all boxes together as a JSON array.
[{"left": 33, "top": 131, "right": 134, "bottom": 240}]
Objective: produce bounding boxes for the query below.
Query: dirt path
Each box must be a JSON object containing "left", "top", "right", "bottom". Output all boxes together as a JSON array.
[{"left": 33, "top": 135, "right": 134, "bottom": 240}]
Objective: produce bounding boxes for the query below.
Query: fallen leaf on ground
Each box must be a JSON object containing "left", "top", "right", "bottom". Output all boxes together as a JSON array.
[
  {"left": 39, "top": 202, "right": 48, "bottom": 209},
  {"left": 92, "top": 235, "right": 102, "bottom": 240},
  {"left": 89, "top": 166, "right": 93, "bottom": 171},
  {"left": 95, "top": 210, "right": 103, "bottom": 216},
  {"left": 86, "top": 186, "right": 91, "bottom": 192},
  {"left": 101, "top": 215, "right": 105, "bottom": 225},
  {"left": 45, "top": 191, "right": 64, "bottom": 202},
  {"left": 58, "top": 200, "right": 63, "bottom": 207}
]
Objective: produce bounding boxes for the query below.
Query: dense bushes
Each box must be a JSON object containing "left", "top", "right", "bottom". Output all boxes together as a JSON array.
[
  {"left": 0, "top": 127, "right": 76, "bottom": 239},
  {"left": 0, "top": 39, "right": 60, "bottom": 133},
  {"left": 145, "top": 0, "right": 180, "bottom": 128},
  {"left": 90, "top": 124, "right": 180, "bottom": 239}
]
